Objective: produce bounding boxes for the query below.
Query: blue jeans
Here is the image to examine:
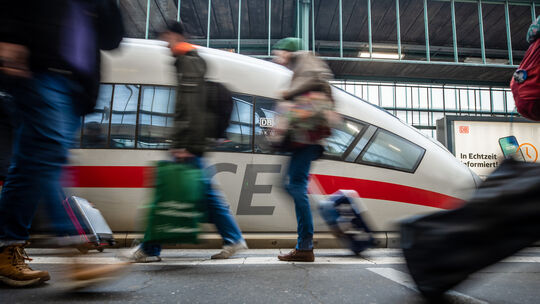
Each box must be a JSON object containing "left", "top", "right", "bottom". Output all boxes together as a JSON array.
[
  {"left": 0, "top": 73, "right": 82, "bottom": 246},
  {"left": 142, "top": 157, "right": 244, "bottom": 256},
  {"left": 286, "top": 145, "right": 323, "bottom": 250}
]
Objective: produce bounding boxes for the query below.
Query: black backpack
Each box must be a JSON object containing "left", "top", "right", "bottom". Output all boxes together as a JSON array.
[{"left": 205, "top": 81, "right": 234, "bottom": 139}]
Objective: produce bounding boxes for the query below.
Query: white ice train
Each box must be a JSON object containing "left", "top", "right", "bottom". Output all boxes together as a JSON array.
[{"left": 66, "top": 38, "right": 479, "bottom": 233}]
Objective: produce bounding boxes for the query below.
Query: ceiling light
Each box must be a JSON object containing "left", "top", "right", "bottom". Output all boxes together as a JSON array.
[
  {"left": 358, "top": 52, "right": 404, "bottom": 59},
  {"left": 463, "top": 57, "right": 508, "bottom": 64}
]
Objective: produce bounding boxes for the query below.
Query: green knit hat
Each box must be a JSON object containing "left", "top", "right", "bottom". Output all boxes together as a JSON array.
[{"left": 273, "top": 37, "right": 302, "bottom": 52}]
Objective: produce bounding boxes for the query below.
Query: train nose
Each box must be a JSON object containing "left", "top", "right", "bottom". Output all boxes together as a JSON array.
[{"left": 468, "top": 168, "right": 483, "bottom": 188}]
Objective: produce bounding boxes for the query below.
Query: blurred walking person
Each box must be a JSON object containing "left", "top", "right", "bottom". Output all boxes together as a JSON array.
[
  {"left": 271, "top": 38, "right": 334, "bottom": 262},
  {"left": 0, "top": 0, "right": 126, "bottom": 287},
  {"left": 125, "top": 21, "right": 247, "bottom": 263}
]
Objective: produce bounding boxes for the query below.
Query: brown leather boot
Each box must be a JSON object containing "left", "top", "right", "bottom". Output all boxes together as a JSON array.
[
  {"left": 0, "top": 244, "right": 50, "bottom": 287},
  {"left": 278, "top": 249, "right": 315, "bottom": 262}
]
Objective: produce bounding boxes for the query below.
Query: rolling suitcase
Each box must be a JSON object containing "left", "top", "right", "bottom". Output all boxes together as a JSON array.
[
  {"left": 401, "top": 159, "right": 540, "bottom": 299},
  {"left": 318, "top": 190, "right": 375, "bottom": 255},
  {"left": 63, "top": 196, "right": 116, "bottom": 253}
]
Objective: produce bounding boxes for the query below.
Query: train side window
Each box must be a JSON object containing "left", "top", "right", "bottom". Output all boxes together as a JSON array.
[
  {"left": 137, "top": 86, "right": 175, "bottom": 149},
  {"left": 82, "top": 84, "right": 112, "bottom": 148},
  {"left": 254, "top": 97, "right": 279, "bottom": 154},
  {"left": 359, "top": 130, "right": 425, "bottom": 172},
  {"left": 345, "top": 125, "right": 377, "bottom": 162},
  {"left": 211, "top": 94, "right": 253, "bottom": 152},
  {"left": 109, "top": 84, "right": 139, "bottom": 148},
  {"left": 324, "top": 120, "right": 364, "bottom": 158}
]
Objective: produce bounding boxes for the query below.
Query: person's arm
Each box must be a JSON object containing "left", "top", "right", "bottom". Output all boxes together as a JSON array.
[
  {"left": 282, "top": 72, "right": 331, "bottom": 100},
  {"left": 282, "top": 53, "right": 333, "bottom": 100}
]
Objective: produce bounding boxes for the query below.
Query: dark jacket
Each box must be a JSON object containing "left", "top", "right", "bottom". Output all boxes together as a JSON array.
[
  {"left": 171, "top": 46, "right": 208, "bottom": 156},
  {"left": 0, "top": 0, "right": 124, "bottom": 115}
]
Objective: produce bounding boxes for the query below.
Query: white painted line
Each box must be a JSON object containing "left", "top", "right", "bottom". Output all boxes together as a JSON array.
[
  {"left": 367, "top": 268, "right": 489, "bottom": 304},
  {"left": 27, "top": 254, "right": 540, "bottom": 266},
  {"left": 28, "top": 256, "right": 374, "bottom": 265},
  {"left": 366, "top": 267, "right": 417, "bottom": 290}
]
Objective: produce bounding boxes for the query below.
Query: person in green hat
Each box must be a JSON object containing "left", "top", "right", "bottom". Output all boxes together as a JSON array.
[{"left": 272, "top": 37, "right": 334, "bottom": 262}]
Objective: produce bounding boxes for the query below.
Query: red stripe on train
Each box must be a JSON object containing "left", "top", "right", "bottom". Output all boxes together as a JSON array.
[
  {"left": 311, "top": 174, "right": 463, "bottom": 210},
  {"left": 64, "top": 166, "right": 153, "bottom": 188},
  {"left": 64, "top": 166, "right": 463, "bottom": 210}
]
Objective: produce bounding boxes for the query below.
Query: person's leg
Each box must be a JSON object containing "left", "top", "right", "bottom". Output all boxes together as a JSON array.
[
  {"left": 190, "top": 158, "right": 247, "bottom": 259},
  {"left": 196, "top": 158, "right": 244, "bottom": 245},
  {"left": 285, "top": 146, "right": 317, "bottom": 250},
  {"left": 278, "top": 145, "right": 322, "bottom": 262},
  {"left": 0, "top": 73, "right": 83, "bottom": 287},
  {"left": 0, "top": 73, "right": 82, "bottom": 244}
]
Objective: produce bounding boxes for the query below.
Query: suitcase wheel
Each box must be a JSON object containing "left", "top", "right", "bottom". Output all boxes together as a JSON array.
[
  {"left": 97, "top": 247, "right": 105, "bottom": 253},
  {"left": 77, "top": 247, "right": 89, "bottom": 254}
]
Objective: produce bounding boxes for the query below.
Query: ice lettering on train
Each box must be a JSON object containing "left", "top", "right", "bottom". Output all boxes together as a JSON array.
[
  {"left": 237, "top": 164, "right": 281, "bottom": 215},
  {"left": 207, "top": 163, "right": 238, "bottom": 175},
  {"left": 208, "top": 163, "right": 282, "bottom": 215}
]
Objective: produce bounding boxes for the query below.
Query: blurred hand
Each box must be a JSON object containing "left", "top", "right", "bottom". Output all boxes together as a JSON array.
[
  {"left": 0, "top": 42, "right": 30, "bottom": 78},
  {"left": 171, "top": 149, "right": 194, "bottom": 159}
]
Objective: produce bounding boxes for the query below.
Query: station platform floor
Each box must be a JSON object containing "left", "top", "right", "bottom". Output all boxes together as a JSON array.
[{"left": 2, "top": 248, "right": 540, "bottom": 303}]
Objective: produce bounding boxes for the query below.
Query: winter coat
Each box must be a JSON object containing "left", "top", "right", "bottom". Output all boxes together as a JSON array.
[
  {"left": 282, "top": 51, "right": 333, "bottom": 101},
  {"left": 171, "top": 44, "right": 208, "bottom": 156}
]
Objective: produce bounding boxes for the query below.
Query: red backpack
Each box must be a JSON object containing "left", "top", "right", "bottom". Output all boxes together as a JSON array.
[{"left": 511, "top": 39, "right": 540, "bottom": 121}]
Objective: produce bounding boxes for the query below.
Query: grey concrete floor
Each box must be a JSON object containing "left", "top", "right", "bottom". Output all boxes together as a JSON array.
[{"left": 1, "top": 248, "right": 540, "bottom": 304}]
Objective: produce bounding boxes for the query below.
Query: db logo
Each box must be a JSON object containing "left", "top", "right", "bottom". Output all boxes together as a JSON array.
[
  {"left": 458, "top": 126, "right": 469, "bottom": 134},
  {"left": 259, "top": 118, "right": 274, "bottom": 127}
]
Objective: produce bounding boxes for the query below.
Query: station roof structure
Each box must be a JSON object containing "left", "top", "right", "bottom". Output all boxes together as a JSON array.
[{"left": 119, "top": 0, "right": 539, "bottom": 86}]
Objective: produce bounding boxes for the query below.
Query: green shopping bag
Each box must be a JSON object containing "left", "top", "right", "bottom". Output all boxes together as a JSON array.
[{"left": 143, "top": 161, "right": 206, "bottom": 244}]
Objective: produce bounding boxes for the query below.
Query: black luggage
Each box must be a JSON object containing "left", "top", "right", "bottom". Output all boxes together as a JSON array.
[
  {"left": 318, "top": 190, "right": 375, "bottom": 254},
  {"left": 63, "top": 196, "right": 116, "bottom": 253},
  {"left": 401, "top": 159, "right": 540, "bottom": 298}
]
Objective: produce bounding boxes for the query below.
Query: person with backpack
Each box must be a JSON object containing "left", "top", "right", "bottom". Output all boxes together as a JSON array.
[
  {"left": 126, "top": 21, "right": 247, "bottom": 263},
  {"left": 0, "top": 0, "right": 127, "bottom": 287},
  {"left": 271, "top": 38, "right": 334, "bottom": 262}
]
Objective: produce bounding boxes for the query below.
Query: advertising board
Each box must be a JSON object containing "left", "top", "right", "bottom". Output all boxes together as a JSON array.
[{"left": 437, "top": 116, "right": 540, "bottom": 178}]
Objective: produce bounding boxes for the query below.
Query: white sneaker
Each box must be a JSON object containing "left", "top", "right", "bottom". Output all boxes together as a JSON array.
[
  {"left": 121, "top": 245, "right": 161, "bottom": 263},
  {"left": 211, "top": 241, "right": 248, "bottom": 259}
]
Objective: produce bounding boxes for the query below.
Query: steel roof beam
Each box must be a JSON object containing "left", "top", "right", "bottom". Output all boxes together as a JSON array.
[
  {"left": 431, "top": 0, "right": 540, "bottom": 5},
  {"left": 190, "top": 39, "right": 525, "bottom": 58}
]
